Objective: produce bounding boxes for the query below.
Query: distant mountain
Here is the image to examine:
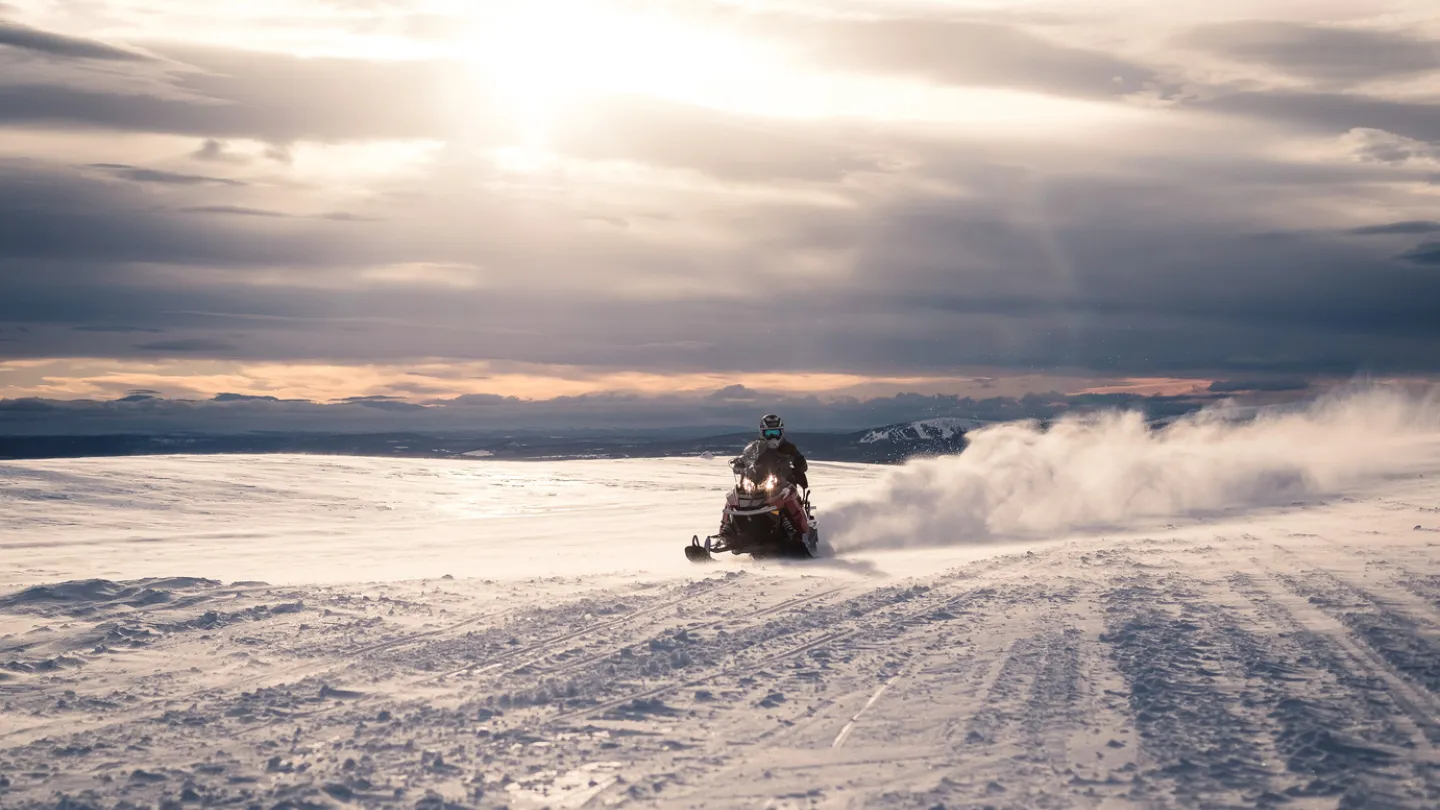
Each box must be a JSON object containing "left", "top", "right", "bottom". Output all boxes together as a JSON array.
[{"left": 858, "top": 418, "right": 978, "bottom": 448}]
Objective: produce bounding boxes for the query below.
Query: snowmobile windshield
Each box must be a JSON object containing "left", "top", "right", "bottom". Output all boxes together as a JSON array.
[{"left": 736, "top": 441, "right": 795, "bottom": 487}]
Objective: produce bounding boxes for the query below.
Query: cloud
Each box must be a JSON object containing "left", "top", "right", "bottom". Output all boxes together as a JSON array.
[
  {"left": 1207, "top": 378, "right": 1310, "bottom": 393},
  {"left": 1, "top": 2, "right": 1438, "bottom": 390},
  {"left": 213, "top": 392, "right": 280, "bottom": 402},
  {"left": 553, "top": 95, "right": 890, "bottom": 182},
  {"left": 1341, "top": 128, "right": 1440, "bottom": 165},
  {"left": 0, "top": 162, "right": 313, "bottom": 268},
  {"left": 1349, "top": 221, "right": 1440, "bottom": 236},
  {"left": 87, "top": 163, "right": 245, "bottom": 186},
  {"left": 179, "top": 206, "right": 378, "bottom": 221},
  {"left": 71, "top": 325, "right": 164, "bottom": 333},
  {"left": 181, "top": 205, "right": 288, "bottom": 217},
  {"left": 135, "top": 338, "right": 240, "bottom": 353},
  {"left": 190, "top": 138, "right": 246, "bottom": 164},
  {"left": 1198, "top": 94, "right": 1440, "bottom": 143},
  {"left": 747, "top": 13, "right": 1162, "bottom": 97},
  {"left": 337, "top": 395, "right": 427, "bottom": 412},
  {"left": 0, "top": 19, "right": 153, "bottom": 62},
  {"left": 1401, "top": 242, "right": 1440, "bottom": 266},
  {"left": 0, "top": 45, "right": 475, "bottom": 142},
  {"left": 1180, "top": 21, "right": 1440, "bottom": 85},
  {"left": 707, "top": 385, "right": 761, "bottom": 403},
  {"left": 3, "top": 136, "right": 1439, "bottom": 379}
]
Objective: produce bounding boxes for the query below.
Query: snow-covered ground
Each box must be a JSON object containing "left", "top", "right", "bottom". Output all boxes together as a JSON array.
[
  {"left": 4, "top": 390, "right": 1440, "bottom": 809},
  {"left": 0, "top": 455, "right": 890, "bottom": 590}
]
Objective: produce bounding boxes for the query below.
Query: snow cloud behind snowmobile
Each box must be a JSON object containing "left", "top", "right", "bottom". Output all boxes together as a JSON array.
[{"left": 825, "top": 386, "right": 1440, "bottom": 552}]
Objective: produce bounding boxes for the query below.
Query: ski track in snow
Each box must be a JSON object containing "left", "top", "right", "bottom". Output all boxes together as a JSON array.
[{"left": 2, "top": 445, "right": 1440, "bottom": 807}]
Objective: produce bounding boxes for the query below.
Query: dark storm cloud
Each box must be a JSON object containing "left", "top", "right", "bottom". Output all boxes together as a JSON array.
[
  {"left": 1401, "top": 242, "right": 1440, "bottom": 266},
  {"left": 1349, "top": 221, "right": 1440, "bottom": 236},
  {"left": 1208, "top": 378, "right": 1310, "bottom": 393},
  {"left": 1181, "top": 21, "right": 1440, "bottom": 84},
  {"left": 3, "top": 143, "right": 1439, "bottom": 377},
  {"left": 87, "top": 163, "right": 245, "bottom": 186},
  {"left": 0, "top": 19, "right": 153, "bottom": 62},
  {"left": 0, "top": 163, "right": 322, "bottom": 267},
  {"left": 870, "top": 193, "right": 1440, "bottom": 344}
]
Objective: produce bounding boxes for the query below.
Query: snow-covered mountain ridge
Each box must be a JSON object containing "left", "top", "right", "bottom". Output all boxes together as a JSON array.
[{"left": 857, "top": 417, "right": 982, "bottom": 444}]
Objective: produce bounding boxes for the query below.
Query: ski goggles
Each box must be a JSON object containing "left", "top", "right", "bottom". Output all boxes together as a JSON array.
[{"left": 761, "top": 428, "right": 784, "bottom": 440}]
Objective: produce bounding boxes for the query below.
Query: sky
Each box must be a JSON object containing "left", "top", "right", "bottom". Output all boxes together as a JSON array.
[{"left": 1, "top": 0, "right": 1439, "bottom": 428}]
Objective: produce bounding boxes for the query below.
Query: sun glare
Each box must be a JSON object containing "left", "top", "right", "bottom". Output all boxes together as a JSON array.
[{"left": 469, "top": 1, "right": 779, "bottom": 151}]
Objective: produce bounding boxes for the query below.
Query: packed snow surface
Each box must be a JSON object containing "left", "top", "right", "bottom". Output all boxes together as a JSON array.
[{"left": 4, "top": 389, "right": 1440, "bottom": 809}]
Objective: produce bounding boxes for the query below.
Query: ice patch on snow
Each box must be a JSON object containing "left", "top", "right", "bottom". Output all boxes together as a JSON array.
[{"left": 827, "top": 386, "right": 1440, "bottom": 551}]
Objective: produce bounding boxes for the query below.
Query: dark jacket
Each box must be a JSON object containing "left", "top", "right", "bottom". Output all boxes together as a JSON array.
[{"left": 734, "top": 438, "right": 809, "bottom": 489}]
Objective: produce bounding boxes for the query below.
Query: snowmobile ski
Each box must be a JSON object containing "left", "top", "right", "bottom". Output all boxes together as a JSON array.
[{"left": 684, "top": 536, "right": 715, "bottom": 563}]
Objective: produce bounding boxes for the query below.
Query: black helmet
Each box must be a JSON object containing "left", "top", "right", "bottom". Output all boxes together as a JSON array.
[{"left": 760, "top": 413, "right": 784, "bottom": 441}]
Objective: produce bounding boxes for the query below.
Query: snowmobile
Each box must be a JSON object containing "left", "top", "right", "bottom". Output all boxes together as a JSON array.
[{"left": 685, "top": 456, "right": 819, "bottom": 563}]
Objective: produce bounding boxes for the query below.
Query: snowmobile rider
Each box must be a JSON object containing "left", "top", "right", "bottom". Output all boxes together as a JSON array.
[
  {"left": 717, "top": 414, "right": 811, "bottom": 542},
  {"left": 735, "top": 413, "right": 809, "bottom": 489}
]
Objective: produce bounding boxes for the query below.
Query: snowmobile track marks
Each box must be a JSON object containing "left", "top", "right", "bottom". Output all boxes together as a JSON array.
[
  {"left": 911, "top": 609, "right": 1095, "bottom": 809},
  {"left": 543, "top": 580, "right": 1006, "bottom": 728},
  {"left": 1101, "top": 569, "right": 1440, "bottom": 809},
  {"left": 1260, "top": 568, "right": 1440, "bottom": 751},
  {"left": 527, "top": 583, "right": 855, "bottom": 680},
  {"left": 426, "top": 576, "right": 746, "bottom": 682},
  {"left": 830, "top": 674, "right": 902, "bottom": 749},
  {"left": 1101, "top": 576, "right": 1280, "bottom": 808},
  {"left": 1273, "top": 569, "right": 1440, "bottom": 699},
  {"left": 1226, "top": 570, "right": 1440, "bottom": 806}
]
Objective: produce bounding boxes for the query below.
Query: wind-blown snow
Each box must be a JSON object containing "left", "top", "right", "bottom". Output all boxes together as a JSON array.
[{"left": 828, "top": 387, "right": 1440, "bottom": 551}]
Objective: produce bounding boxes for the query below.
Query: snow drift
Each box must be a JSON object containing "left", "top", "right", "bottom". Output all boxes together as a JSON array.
[{"left": 826, "top": 387, "right": 1440, "bottom": 551}]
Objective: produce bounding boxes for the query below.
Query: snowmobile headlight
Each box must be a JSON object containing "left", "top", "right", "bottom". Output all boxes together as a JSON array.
[{"left": 762, "top": 474, "right": 778, "bottom": 492}]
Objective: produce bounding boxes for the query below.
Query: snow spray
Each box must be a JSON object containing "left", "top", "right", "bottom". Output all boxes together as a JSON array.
[{"left": 825, "top": 386, "right": 1440, "bottom": 551}]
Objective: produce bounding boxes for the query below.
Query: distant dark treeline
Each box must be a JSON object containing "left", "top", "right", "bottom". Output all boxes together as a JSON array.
[{"left": 0, "top": 429, "right": 965, "bottom": 464}]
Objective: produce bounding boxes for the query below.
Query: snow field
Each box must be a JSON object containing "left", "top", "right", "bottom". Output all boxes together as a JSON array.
[{"left": 3, "top": 388, "right": 1440, "bottom": 807}]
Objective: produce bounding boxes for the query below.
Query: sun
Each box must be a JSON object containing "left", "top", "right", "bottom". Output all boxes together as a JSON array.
[{"left": 467, "top": 1, "right": 778, "bottom": 153}]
